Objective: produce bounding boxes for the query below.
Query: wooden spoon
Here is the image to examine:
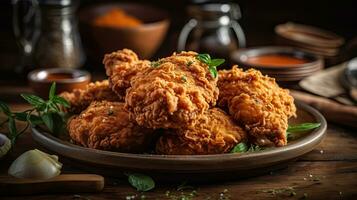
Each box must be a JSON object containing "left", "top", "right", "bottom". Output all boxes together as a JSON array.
[{"left": 0, "top": 174, "right": 104, "bottom": 196}]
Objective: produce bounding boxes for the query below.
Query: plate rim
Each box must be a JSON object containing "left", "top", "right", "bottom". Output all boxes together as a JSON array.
[{"left": 31, "top": 101, "right": 327, "bottom": 170}]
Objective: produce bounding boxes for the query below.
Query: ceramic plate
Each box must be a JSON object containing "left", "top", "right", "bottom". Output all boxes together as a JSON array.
[{"left": 31, "top": 101, "right": 326, "bottom": 181}]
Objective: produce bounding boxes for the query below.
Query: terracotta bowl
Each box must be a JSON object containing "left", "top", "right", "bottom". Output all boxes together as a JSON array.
[
  {"left": 79, "top": 3, "right": 170, "bottom": 59},
  {"left": 28, "top": 68, "right": 91, "bottom": 98}
]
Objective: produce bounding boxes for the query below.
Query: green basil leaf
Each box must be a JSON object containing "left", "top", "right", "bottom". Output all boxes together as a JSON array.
[
  {"left": 41, "top": 112, "right": 54, "bottom": 132},
  {"left": 48, "top": 102, "right": 60, "bottom": 112},
  {"left": 21, "top": 94, "right": 46, "bottom": 109},
  {"left": 51, "top": 112, "right": 66, "bottom": 135},
  {"left": 0, "top": 101, "right": 11, "bottom": 116},
  {"left": 14, "top": 112, "right": 28, "bottom": 121},
  {"left": 231, "top": 142, "right": 248, "bottom": 153},
  {"left": 196, "top": 54, "right": 211, "bottom": 64},
  {"left": 28, "top": 115, "right": 43, "bottom": 126},
  {"left": 209, "top": 59, "right": 225, "bottom": 68},
  {"left": 208, "top": 66, "right": 218, "bottom": 78},
  {"left": 125, "top": 173, "right": 155, "bottom": 192},
  {"left": 287, "top": 123, "right": 321, "bottom": 133},
  {"left": 49, "top": 82, "right": 56, "bottom": 100},
  {"left": 247, "top": 145, "right": 263, "bottom": 152},
  {"left": 8, "top": 116, "right": 17, "bottom": 144},
  {"left": 52, "top": 96, "right": 70, "bottom": 108}
]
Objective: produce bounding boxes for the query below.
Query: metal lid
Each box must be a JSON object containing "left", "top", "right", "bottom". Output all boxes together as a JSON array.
[
  {"left": 37, "top": 0, "right": 75, "bottom": 6},
  {"left": 188, "top": 3, "right": 241, "bottom": 21}
]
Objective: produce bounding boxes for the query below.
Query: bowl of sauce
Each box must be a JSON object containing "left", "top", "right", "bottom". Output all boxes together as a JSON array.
[
  {"left": 231, "top": 46, "right": 324, "bottom": 83},
  {"left": 28, "top": 68, "right": 91, "bottom": 98}
]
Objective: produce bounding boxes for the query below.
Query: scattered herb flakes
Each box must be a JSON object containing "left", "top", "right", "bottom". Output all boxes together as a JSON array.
[
  {"left": 125, "top": 173, "right": 155, "bottom": 192},
  {"left": 72, "top": 195, "right": 91, "bottom": 200},
  {"left": 260, "top": 186, "right": 295, "bottom": 197},
  {"left": 302, "top": 193, "right": 308, "bottom": 199},
  {"left": 107, "top": 109, "right": 114, "bottom": 116},
  {"left": 186, "top": 61, "right": 193, "bottom": 67},
  {"left": 231, "top": 142, "right": 263, "bottom": 153},
  {"left": 151, "top": 60, "right": 162, "bottom": 68},
  {"left": 181, "top": 76, "right": 187, "bottom": 83}
]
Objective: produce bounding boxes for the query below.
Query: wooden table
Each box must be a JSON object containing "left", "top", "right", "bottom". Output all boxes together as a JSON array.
[{"left": 0, "top": 85, "right": 357, "bottom": 200}]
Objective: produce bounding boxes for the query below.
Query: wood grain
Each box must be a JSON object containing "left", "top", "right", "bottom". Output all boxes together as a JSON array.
[
  {"left": 0, "top": 174, "right": 104, "bottom": 195},
  {"left": 0, "top": 102, "right": 356, "bottom": 199}
]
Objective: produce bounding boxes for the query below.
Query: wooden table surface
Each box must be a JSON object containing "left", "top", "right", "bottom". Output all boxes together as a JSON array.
[{"left": 0, "top": 85, "right": 357, "bottom": 200}]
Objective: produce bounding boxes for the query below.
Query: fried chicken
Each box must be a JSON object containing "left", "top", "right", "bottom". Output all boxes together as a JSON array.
[
  {"left": 125, "top": 51, "right": 219, "bottom": 129},
  {"left": 59, "top": 80, "right": 121, "bottom": 114},
  {"left": 156, "top": 108, "right": 246, "bottom": 155},
  {"left": 218, "top": 66, "right": 296, "bottom": 147},
  {"left": 103, "top": 49, "right": 151, "bottom": 98},
  {"left": 67, "top": 101, "right": 154, "bottom": 153}
]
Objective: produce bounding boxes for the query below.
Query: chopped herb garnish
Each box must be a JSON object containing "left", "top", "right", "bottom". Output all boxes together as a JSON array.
[
  {"left": 107, "top": 109, "right": 114, "bottom": 116},
  {"left": 196, "top": 53, "right": 225, "bottom": 78},
  {"left": 231, "top": 142, "right": 263, "bottom": 153},
  {"left": 181, "top": 76, "right": 187, "bottom": 83},
  {"left": 150, "top": 60, "right": 162, "bottom": 68},
  {"left": 125, "top": 172, "right": 155, "bottom": 192},
  {"left": 0, "top": 82, "right": 70, "bottom": 145},
  {"left": 186, "top": 61, "right": 193, "bottom": 67}
]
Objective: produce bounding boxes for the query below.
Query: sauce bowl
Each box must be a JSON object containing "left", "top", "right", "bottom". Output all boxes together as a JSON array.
[{"left": 28, "top": 68, "right": 91, "bottom": 98}]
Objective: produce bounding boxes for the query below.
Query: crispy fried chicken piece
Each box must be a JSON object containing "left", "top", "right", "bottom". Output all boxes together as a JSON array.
[
  {"left": 125, "top": 51, "right": 219, "bottom": 129},
  {"left": 67, "top": 101, "right": 154, "bottom": 153},
  {"left": 218, "top": 66, "right": 296, "bottom": 147},
  {"left": 156, "top": 108, "right": 246, "bottom": 155},
  {"left": 59, "top": 80, "right": 121, "bottom": 114},
  {"left": 103, "top": 49, "right": 151, "bottom": 98}
]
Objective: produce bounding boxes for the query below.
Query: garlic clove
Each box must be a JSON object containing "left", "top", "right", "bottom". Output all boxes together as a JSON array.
[
  {"left": 8, "top": 149, "right": 62, "bottom": 180},
  {"left": 0, "top": 133, "right": 11, "bottom": 159}
]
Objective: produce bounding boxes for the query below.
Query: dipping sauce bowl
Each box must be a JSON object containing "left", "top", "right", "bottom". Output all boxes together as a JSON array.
[{"left": 28, "top": 68, "right": 91, "bottom": 98}]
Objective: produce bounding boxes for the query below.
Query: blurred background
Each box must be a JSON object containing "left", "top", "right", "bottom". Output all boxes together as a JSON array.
[
  {"left": 0, "top": 0, "right": 356, "bottom": 127},
  {"left": 1, "top": 0, "right": 356, "bottom": 68}
]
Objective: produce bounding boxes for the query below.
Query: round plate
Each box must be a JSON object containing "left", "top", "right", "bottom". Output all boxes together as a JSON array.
[{"left": 31, "top": 101, "right": 326, "bottom": 181}]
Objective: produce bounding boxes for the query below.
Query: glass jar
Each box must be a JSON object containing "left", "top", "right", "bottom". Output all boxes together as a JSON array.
[
  {"left": 13, "top": 0, "right": 85, "bottom": 71},
  {"left": 178, "top": 3, "right": 246, "bottom": 63}
]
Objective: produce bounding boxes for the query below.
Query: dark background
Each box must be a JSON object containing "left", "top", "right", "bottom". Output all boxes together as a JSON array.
[{"left": 0, "top": 0, "right": 356, "bottom": 76}]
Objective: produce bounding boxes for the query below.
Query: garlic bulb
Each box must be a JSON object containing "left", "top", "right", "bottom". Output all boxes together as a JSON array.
[
  {"left": 8, "top": 149, "right": 62, "bottom": 179},
  {"left": 0, "top": 133, "right": 11, "bottom": 159}
]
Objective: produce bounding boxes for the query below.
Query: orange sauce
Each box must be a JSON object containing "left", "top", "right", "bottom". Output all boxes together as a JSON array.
[
  {"left": 94, "top": 8, "right": 142, "bottom": 28},
  {"left": 246, "top": 54, "right": 309, "bottom": 67},
  {"left": 46, "top": 72, "right": 75, "bottom": 81}
]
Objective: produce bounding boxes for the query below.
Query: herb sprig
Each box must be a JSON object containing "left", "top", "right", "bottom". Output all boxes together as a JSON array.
[
  {"left": 0, "top": 82, "right": 70, "bottom": 145},
  {"left": 196, "top": 54, "right": 225, "bottom": 78},
  {"left": 231, "top": 123, "right": 321, "bottom": 154}
]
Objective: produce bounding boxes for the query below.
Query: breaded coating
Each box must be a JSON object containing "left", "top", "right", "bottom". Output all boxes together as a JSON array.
[
  {"left": 218, "top": 66, "right": 296, "bottom": 147},
  {"left": 156, "top": 108, "right": 246, "bottom": 155},
  {"left": 59, "top": 80, "right": 121, "bottom": 114},
  {"left": 125, "top": 51, "right": 219, "bottom": 129},
  {"left": 103, "top": 49, "right": 151, "bottom": 98},
  {"left": 67, "top": 101, "right": 154, "bottom": 153}
]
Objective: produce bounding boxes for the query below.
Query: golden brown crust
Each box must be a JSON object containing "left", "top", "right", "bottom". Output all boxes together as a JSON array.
[
  {"left": 59, "top": 80, "right": 121, "bottom": 114},
  {"left": 103, "top": 49, "right": 151, "bottom": 98},
  {"left": 156, "top": 108, "right": 246, "bottom": 155},
  {"left": 218, "top": 66, "right": 296, "bottom": 147},
  {"left": 67, "top": 101, "right": 154, "bottom": 153},
  {"left": 125, "top": 51, "right": 219, "bottom": 129}
]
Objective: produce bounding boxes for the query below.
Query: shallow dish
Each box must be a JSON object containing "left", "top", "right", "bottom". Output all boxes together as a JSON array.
[
  {"left": 230, "top": 46, "right": 324, "bottom": 83},
  {"left": 31, "top": 101, "right": 326, "bottom": 181}
]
